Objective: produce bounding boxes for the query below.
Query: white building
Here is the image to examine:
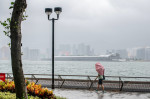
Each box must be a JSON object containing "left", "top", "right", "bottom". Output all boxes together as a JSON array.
[
  {"left": 29, "top": 49, "right": 40, "bottom": 60},
  {"left": 0, "top": 46, "right": 10, "bottom": 60}
]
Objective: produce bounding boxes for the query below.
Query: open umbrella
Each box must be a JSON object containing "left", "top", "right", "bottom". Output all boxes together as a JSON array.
[{"left": 95, "top": 62, "right": 104, "bottom": 75}]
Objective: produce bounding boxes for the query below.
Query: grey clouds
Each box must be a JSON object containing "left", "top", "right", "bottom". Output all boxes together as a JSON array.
[{"left": 0, "top": 0, "right": 150, "bottom": 54}]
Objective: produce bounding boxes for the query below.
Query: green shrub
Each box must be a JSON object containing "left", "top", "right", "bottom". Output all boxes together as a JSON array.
[
  {"left": 0, "top": 92, "right": 66, "bottom": 99},
  {"left": 0, "top": 92, "right": 40, "bottom": 99}
]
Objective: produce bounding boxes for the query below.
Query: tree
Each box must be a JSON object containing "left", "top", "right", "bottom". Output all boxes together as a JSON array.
[
  {"left": 0, "top": 0, "right": 28, "bottom": 98},
  {"left": 10, "top": 0, "right": 28, "bottom": 98}
]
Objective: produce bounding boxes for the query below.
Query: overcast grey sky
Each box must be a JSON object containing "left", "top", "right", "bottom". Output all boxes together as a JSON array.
[{"left": 0, "top": 0, "right": 150, "bottom": 54}]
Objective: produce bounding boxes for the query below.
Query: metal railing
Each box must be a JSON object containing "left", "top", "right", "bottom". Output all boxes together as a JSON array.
[{"left": 4, "top": 73, "right": 150, "bottom": 92}]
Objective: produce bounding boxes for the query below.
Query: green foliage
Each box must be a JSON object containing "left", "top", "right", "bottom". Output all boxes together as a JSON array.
[
  {"left": 0, "top": 1, "right": 28, "bottom": 37},
  {"left": 0, "top": 92, "right": 66, "bottom": 99},
  {"left": 22, "top": 11, "right": 28, "bottom": 21},
  {"left": 8, "top": 43, "right": 11, "bottom": 47},
  {"left": 9, "top": 2, "right": 15, "bottom": 9},
  {"left": 0, "top": 1, "right": 14, "bottom": 37},
  {"left": 56, "top": 96, "right": 66, "bottom": 99},
  {"left": 0, "top": 18, "right": 11, "bottom": 37},
  {"left": 0, "top": 18, "right": 11, "bottom": 48},
  {"left": 1, "top": 80, "right": 66, "bottom": 99},
  {"left": 0, "top": 1, "right": 14, "bottom": 38},
  {"left": 0, "top": 1, "right": 28, "bottom": 48},
  {"left": 0, "top": 92, "right": 40, "bottom": 99},
  {"left": 11, "top": 2, "right": 15, "bottom": 5}
]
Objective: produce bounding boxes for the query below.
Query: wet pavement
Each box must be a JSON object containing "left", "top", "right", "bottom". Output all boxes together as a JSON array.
[{"left": 52, "top": 88, "right": 150, "bottom": 99}]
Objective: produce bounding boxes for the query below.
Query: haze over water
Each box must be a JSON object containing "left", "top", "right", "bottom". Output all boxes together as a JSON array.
[{"left": 1, "top": 60, "right": 150, "bottom": 81}]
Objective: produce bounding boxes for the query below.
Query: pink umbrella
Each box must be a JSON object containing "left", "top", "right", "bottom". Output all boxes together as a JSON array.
[{"left": 95, "top": 62, "right": 104, "bottom": 75}]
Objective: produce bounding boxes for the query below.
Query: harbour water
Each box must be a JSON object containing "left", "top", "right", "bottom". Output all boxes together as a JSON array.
[{"left": 0, "top": 60, "right": 150, "bottom": 81}]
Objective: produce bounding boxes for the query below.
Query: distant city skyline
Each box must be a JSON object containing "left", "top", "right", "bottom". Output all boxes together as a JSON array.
[{"left": 1, "top": 44, "right": 150, "bottom": 61}]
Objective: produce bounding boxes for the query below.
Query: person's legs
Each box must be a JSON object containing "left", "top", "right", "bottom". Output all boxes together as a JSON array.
[
  {"left": 99, "top": 79, "right": 105, "bottom": 93},
  {"left": 101, "top": 84, "right": 104, "bottom": 91},
  {"left": 97, "top": 83, "right": 99, "bottom": 89},
  {"left": 96, "top": 79, "right": 101, "bottom": 91},
  {"left": 96, "top": 82, "right": 100, "bottom": 91},
  {"left": 96, "top": 79, "right": 105, "bottom": 92}
]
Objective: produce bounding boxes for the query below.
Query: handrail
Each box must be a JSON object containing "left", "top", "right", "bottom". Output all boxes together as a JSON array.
[
  {"left": 4, "top": 73, "right": 150, "bottom": 92},
  {"left": 4, "top": 73, "right": 150, "bottom": 79}
]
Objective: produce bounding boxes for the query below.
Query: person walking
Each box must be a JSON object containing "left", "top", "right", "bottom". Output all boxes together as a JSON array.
[{"left": 95, "top": 62, "right": 105, "bottom": 93}]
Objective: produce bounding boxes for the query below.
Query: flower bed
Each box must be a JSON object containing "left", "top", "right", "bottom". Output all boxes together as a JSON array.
[
  {"left": 27, "top": 81, "right": 55, "bottom": 98},
  {"left": 0, "top": 80, "right": 15, "bottom": 92},
  {"left": 0, "top": 80, "right": 65, "bottom": 99},
  {"left": 0, "top": 92, "right": 40, "bottom": 99}
]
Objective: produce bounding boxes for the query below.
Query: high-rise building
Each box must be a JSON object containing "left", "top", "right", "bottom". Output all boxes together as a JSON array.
[
  {"left": 72, "top": 44, "right": 77, "bottom": 55},
  {"left": 116, "top": 49, "right": 128, "bottom": 59},
  {"left": 22, "top": 47, "right": 29, "bottom": 60},
  {"left": 135, "top": 47, "right": 150, "bottom": 61},
  {"left": 29, "top": 49, "right": 40, "bottom": 60},
  {"left": 145, "top": 47, "right": 150, "bottom": 60},
  {"left": 46, "top": 48, "right": 51, "bottom": 58},
  {"left": 78, "top": 43, "right": 85, "bottom": 56},
  {"left": 136, "top": 48, "right": 145, "bottom": 60},
  {"left": 76, "top": 43, "right": 95, "bottom": 56},
  {"left": 0, "top": 46, "right": 10, "bottom": 60},
  {"left": 57, "top": 44, "right": 71, "bottom": 56},
  {"left": 127, "top": 48, "right": 137, "bottom": 59},
  {"left": 55, "top": 43, "right": 95, "bottom": 56}
]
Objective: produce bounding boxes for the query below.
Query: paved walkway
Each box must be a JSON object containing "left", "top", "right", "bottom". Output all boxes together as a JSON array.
[{"left": 52, "top": 88, "right": 150, "bottom": 99}]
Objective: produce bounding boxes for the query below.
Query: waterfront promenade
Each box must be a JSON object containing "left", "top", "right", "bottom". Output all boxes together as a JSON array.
[
  {"left": 6, "top": 73, "right": 150, "bottom": 92},
  {"left": 53, "top": 88, "right": 150, "bottom": 99}
]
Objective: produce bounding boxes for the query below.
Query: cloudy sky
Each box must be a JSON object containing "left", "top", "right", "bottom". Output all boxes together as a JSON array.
[{"left": 0, "top": 0, "right": 150, "bottom": 54}]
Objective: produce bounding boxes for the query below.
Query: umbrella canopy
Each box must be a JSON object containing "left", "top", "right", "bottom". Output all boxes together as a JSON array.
[{"left": 95, "top": 62, "right": 104, "bottom": 75}]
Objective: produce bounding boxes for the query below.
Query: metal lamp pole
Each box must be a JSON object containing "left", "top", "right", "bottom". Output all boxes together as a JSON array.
[{"left": 45, "top": 7, "right": 62, "bottom": 89}]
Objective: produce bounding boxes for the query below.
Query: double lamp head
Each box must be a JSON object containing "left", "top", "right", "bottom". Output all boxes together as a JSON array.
[{"left": 45, "top": 7, "right": 62, "bottom": 20}]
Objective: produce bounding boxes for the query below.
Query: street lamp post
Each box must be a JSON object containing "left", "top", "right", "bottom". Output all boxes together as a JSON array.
[{"left": 45, "top": 7, "right": 62, "bottom": 89}]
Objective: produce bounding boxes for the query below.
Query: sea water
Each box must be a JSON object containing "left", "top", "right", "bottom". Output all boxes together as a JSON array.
[{"left": 0, "top": 60, "right": 150, "bottom": 81}]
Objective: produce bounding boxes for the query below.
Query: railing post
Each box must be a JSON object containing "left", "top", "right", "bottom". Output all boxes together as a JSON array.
[
  {"left": 58, "top": 75, "right": 65, "bottom": 88},
  {"left": 58, "top": 75, "right": 62, "bottom": 88},
  {"left": 119, "top": 77, "right": 121, "bottom": 89},
  {"left": 87, "top": 76, "right": 92, "bottom": 89},
  {"left": 89, "top": 76, "right": 98, "bottom": 89},
  {"left": 6, "top": 73, "right": 8, "bottom": 80},
  {"left": 31, "top": 74, "right": 39, "bottom": 84},
  {"left": 119, "top": 77, "right": 124, "bottom": 91},
  {"left": 7, "top": 73, "right": 13, "bottom": 81}
]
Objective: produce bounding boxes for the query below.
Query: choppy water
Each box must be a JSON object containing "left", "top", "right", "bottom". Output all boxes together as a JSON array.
[{"left": 0, "top": 60, "right": 150, "bottom": 81}]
